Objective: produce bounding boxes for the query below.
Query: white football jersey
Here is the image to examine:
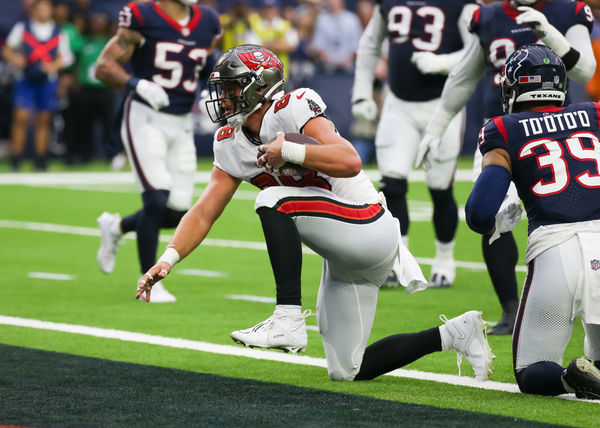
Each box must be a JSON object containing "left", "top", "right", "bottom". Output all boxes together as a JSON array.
[{"left": 213, "top": 88, "right": 380, "bottom": 204}]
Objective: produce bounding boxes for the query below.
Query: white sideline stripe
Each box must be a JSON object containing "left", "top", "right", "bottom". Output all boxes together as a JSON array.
[
  {"left": 0, "top": 169, "right": 474, "bottom": 185},
  {"left": 28, "top": 272, "right": 75, "bottom": 281},
  {"left": 178, "top": 269, "right": 228, "bottom": 278},
  {"left": 0, "top": 314, "right": 520, "bottom": 395},
  {"left": 0, "top": 219, "right": 528, "bottom": 272},
  {"left": 226, "top": 295, "right": 276, "bottom": 303}
]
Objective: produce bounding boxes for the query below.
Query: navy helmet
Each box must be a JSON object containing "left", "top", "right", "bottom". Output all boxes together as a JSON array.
[{"left": 500, "top": 44, "right": 567, "bottom": 114}]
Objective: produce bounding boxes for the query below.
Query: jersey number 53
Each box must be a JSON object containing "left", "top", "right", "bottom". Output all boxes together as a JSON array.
[{"left": 153, "top": 42, "right": 207, "bottom": 92}]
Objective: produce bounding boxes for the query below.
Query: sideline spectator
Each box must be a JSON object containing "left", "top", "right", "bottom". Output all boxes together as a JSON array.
[
  {"left": 68, "top": 11, "right": 114, "bottom": 164},
  {"left": 310, "top": 0, "right": 362, "bottom": 138},
  {"left": 250, "top": 0, "right": 299, "bottom": 82},
  {"left": 2, "top": 0, "right": 70, "bottom": 171},
  {"left": 220, "top": 1, "right": 261, "bottom": 52}
]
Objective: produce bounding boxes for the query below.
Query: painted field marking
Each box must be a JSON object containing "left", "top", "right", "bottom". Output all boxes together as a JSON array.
[
  {"left": 28, "top": 272, "right": 75, "bottom": 281},
  {"left": 226, "top": 295, "right": 276, "bottom": 303},
  {"left": 2, "top": 313, "right": 597, "bottom": 403},
  {"left": 0, "top": 314, "right": 519, "bottom": 395},
  {"left": 0, "top": 169, "right": 475, "bottom": 186},
  {"left": 178, "top": 269, "right": 228, "bottom": 278},
  {"left": 0, "top": 219, "right": 528, "bottom": 273}
]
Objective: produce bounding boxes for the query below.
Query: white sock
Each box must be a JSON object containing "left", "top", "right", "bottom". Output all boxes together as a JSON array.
[
  {"left": 435, "top": 240, "right": 454, "bottom": 260},
  {"left": 438, "top": 325, "right": 452, "bottom": 351},
  {"left": 275, "top": 304, "right": 302, "bottom": 317}
]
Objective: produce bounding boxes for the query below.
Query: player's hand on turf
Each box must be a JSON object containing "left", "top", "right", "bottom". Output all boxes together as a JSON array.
[
  {"left": 135, "top": 79, "right": 170, "bottom": 111},
  {"left": 257, "top": 132, "right": 285, "bottom": 174},
  {"left": 136, "top": 262, "right": 171, "bottom": 302},
  {"left": 489, "top": 202, "right": 523, "bottom": 244},
  {"left": 515, "top": 6, "right": 552, "bottom": 38},
  {"left": 415, "top": 134, "right": 441, "bottom": 169},
  {"left": 352, "top": 98, "right": 377, "bottom": 121},
  {"left": 411, "top": 52, "right": 448, "bottom": 75}
]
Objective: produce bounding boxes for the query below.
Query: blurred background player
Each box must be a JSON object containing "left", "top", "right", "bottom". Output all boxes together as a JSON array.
[
  {"left": 466, "top": 44, "right": 600, "bottom": 398},
  {"left": 417, "top": 0, "right": 596, "bottom": 334},
  {"left": 2, "top": 0, "right": 71, "bottom": 171},
  {"left": 351, "top": 0, "right": 478, "bottom": 287},
  {"left": 94, "top": 0, "right": 221, "bottom": 302},
  {"left": 136, "top": 44, "right": 494, "bottom": 384}
]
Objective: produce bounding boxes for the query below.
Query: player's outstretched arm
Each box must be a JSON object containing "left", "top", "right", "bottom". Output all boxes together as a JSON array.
[
  {"left": 136, "top": 167, "right": 241, "bottom": 301},
  {"left": 516, "top": 6, "right": 595, "bottom": 84},
  {"left": 415, "top": 36, "right": 486, "bottom": 168},
  {"left": 95, "top": 27, "right": 141, "bottom": 89},
  {"left": 351, "top": 5, "right": 386, "bottom": 121},
  {"left": 465, "top": 148, "right": 513, "bottom": 235}
]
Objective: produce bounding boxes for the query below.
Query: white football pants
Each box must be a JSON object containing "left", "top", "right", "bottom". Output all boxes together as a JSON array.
[
  {"left": 121, "top": 97, "right": 196, "bottom": 211},
  {"left": 376, "top": 91, "right": 465, "bottom": 189},
  {"left": 255, "top": 186, "right": 400, "bottom": 380},
  {"left": 514, "top": 235, "right": 600, "bottom": 370}
]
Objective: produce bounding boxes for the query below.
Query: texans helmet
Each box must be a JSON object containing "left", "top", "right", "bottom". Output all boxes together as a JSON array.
[
  {"left": 205, "top": 44, "right": 285, "bottom": 127},
  {"left": 500, "top": 44, "right": 567, "bottom": 114}
]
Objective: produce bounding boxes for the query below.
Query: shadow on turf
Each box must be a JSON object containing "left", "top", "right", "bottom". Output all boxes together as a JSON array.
[{"left": 0, "top": 344, "right": 563, "bottom": 427}]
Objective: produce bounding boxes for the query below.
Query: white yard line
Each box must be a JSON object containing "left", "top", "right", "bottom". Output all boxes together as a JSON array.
[
  {"left": 178, "top": 269, "right": 228, "bottom": 278},
  {"left": 0, "top": 169, "right": 475, "bottom": 186},
  {"left": 2, "top": 313, "right": 596, "bottom": 403},
  {"left": 0, "top": 219, "right": 527, "bottom": 272},
  {"left": 28, "top": 272, "right": 75, "bottom": 281},
  {"left": 0, "top": 314, "right": 522, "bottom": 395},
  {"left": 226, "top": 294, "right": 276, "bottom": 303}
]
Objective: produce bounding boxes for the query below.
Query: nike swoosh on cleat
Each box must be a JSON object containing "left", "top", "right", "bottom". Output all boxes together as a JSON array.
[{"left": 296, "top": 91, "right": 306, "bottom": 99}]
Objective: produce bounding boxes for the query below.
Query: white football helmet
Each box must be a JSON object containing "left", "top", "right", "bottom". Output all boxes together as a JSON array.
[{"left": 177, "top": 0, "right": 198, "bottom": 5}]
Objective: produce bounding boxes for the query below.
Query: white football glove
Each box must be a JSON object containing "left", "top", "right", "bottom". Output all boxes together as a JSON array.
[
  {"left": 489, "top": 202, "right": 523, "bottom": 244},
  {"left": 515, "top": 6, "right": 571, "bottom": 56},
  {"left": 135, "top": 79, "right": 170, "bottom": 111},
  {"left": 352, "top": 98, "right": 378, "bottom": 121},
  {"left": 411, "top": 51, "right": 449, "bottom": 75},
  {"left": 415, "top": 133, "right": 441, "bottom": 169}
]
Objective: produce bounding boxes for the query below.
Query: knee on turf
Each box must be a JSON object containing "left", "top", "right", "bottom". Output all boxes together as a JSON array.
[{"left": 379, "top": 176, "right": 407, "bottom": 198}]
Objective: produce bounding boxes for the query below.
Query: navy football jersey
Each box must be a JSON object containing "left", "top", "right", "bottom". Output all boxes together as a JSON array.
[
  {"left": 118, "top": 2, "right": 221, "bottom": 114},
  {"left": 378, "top": 0, "right": 474, "bottom": 101},
  {"left": 470, "top": 0, "right": 593, "bottom": 119},
  {"left": 478, "top": 103, "right": 600, "bottom": 233}
]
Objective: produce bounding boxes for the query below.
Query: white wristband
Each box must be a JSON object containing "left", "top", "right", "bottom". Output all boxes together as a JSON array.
[
  {"left": 158, "top": 247, "right": 180, "bottom": 267},
  {"left": 281, "top": 141, "right": 306, "bottom": 165}
]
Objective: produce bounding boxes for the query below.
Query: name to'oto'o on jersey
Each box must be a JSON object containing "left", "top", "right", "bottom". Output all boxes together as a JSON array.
[{"left": 519, "top": 110, "right": 591, "bottom": 137}]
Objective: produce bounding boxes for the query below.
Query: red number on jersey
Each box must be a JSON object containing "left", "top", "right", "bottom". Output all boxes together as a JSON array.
[
  {"left": 250, "top": 171, "right": 332, "bottom": 190},
  {"left": 217, "top": 125, "right": 235, "bottom": 141},
  {"left": 274, "top": 93, "right": 291, "bottom": 113}
]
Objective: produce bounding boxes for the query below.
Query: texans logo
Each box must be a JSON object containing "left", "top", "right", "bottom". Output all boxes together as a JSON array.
[{"left": 237, "top": 50, "right": 283, "bottom": 72}]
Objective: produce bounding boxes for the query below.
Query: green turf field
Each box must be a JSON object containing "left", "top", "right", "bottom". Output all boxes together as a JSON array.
[{"left": 0, "top": 157, "right": 597, "bottom": 427}]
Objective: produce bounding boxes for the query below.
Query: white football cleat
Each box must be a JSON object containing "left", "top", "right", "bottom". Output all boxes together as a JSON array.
[
  {"left": 428, "top": 257, "right": 456, "bottom": 288},
  {"left": 96, "top": 212, "right": 122, "bottom": 274},
  {"left": 440, "top": 310, "right": 495, "bottom": 381},
  {"left": 231, "top": 307, "right": 309, "bottom": 353},
  {"left": 138, "top": 281, "right": 176, "bottom": 303}
]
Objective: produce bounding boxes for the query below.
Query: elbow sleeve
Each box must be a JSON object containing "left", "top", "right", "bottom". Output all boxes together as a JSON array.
[{"left": 465, "top": 165, "right": 511, "bottom": 234}]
